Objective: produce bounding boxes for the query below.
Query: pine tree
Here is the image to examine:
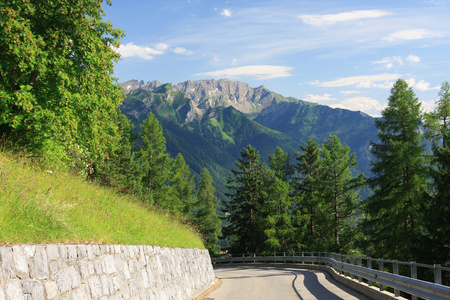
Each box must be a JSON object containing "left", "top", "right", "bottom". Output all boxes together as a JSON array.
[
  {"left": 224, "top": 145, "right": 266, "bottom": 253},
  {"left": 423, "top": 81, "right": 450, "bottom": 263},
  {"left": 138, "top": 113, "right": 171, "bottom": 206},
  {"left": 319, "top": 135, "right": 364, "bottom": 252},
  {"left": 168, "top": 153, "right": 197, "bottom": 216},
  {"left": 294, "top": 138, "right": 322, "bottom": 248},
  {"left": 261, "top": 169, "right": 295, "bottom": 253},
  {"left": 96, "top": 112, "right": 138, "bottom": 193},
  {"left": 196, "top": 168, "right": 221, "bottom": 254},
  {"left": 363, "top": 79, "right": 427, "bottom": 261},
  {"left": 268, "top": 147, "right": 293, "bottom": 182}
]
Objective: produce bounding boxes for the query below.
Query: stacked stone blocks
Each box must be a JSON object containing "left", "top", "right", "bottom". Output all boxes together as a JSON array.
[{"left": 0, "top": 244, "right": 215, "bottom": 300}]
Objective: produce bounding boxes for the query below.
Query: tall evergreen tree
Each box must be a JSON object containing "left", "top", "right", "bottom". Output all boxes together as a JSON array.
[
  {"left": 224, "top": 145, "right": 266, "bottom": 253},
  {"left": 96, "top": 112, "right": 138, "bottom": 193},
  {"left": 294, "top": 138, "right": 322, "bottom": 248},
  {"left": 196, "top": 168, "right": 221, "bottom": 254},
  {"left": 138, "top": 113, "right": 171, "bottom": 206},
  {"left": 268, "top": 147, "right": 293, "bottom": 182},
  {"left": 363, "top": 79, "right": 427, "bottom": 261},
  {"left": 318, "top": 135, "right": 365, "bottom": 252},
  {"left": 168, "top": 153, "right": 196, "bottom": 216},
  {"left": 261, "top": 169, "right": 295, "bottom": 253},
  {"left": 423, "top": 81, "right": 450, "bottom": 263}
]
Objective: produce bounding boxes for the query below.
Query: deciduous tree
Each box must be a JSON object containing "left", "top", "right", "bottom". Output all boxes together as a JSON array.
[{"left": 0, "top": 0, "right": 124, "bottom": 164}]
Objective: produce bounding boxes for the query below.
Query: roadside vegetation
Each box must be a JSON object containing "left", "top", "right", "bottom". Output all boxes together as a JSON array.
[{"left": 0, "top": 149, "right": 204, "bottom": 248}]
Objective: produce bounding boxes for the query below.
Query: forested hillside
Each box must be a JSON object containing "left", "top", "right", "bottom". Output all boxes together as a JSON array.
[{"left": 120, "top": 79, "right": 377, "bottom": 200}]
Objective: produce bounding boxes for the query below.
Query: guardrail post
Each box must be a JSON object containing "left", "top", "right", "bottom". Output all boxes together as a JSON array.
[
  {"left": 358, "top": 257, "right": 363, "bottom": 283},
  {"left": 302, "top": 251, "right": 304, "bottom": 264},
  {"left": 350, "top": 256, "right": 355, "bottom": 279},
  {"left": 379, "top": 260, "right": 384, "bottom": 292},
  {"left": 411, "top": 262, "right": 418, "bottom": 300},
  {"left": 367, "top": 258, "right": 372, "bottom": 286},
  {"left": 393, "top": 260, "right": 399, "bottom": 297},
  {"left": 434, "top": 264, "right": 442, "bottom": 285}
]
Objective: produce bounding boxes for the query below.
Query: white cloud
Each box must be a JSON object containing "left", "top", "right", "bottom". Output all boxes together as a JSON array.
[
  {"left": 340, "top": 90, "right": 364, "bottom": 96},
  {"left": 232, "top": 58, "right": 238, "bottom": 65},
  {"left": 194, "top": 65, "right": 294, "bottom": 80},
  {"left": 383, "top": 29, "right": 442, "bottom": 41},
  {"left": 309, "top": 74, "right": 401, "bottom": 88},
  {"left": 303, "top": 93, "right": 337, "bottom": 103},
  {"left": 155, "top": 43, "right": 170, "bottom": 51},
  {"left": 406, "top": 54, "right": 421, "bottom": 63},
  {"left": 299, "top": 10, "right": 390, "bottom": 26},
  {"left": 331, "top": 97, "right": 385, "bottom": 115},
  {"left": 172, "top": 47, "right": 194, "bottom": 55},
  {"left": 406, "top": 78, "right": 440, "bottom": 91},
  {"left": 221, "top": 9, "right": 232, "bottom": 17},
  {"left": 117, "top": 43, "right": 165, "bottom": 60}
]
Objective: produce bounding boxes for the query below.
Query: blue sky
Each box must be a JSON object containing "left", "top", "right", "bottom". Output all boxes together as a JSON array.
[{"left": 103, "top": 0, "right": 450, "bottom": 117}]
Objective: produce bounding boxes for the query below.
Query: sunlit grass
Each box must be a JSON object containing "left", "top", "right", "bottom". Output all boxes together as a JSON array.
[{"left": 0, "top": 151, "right": 204, "bottom": 248}]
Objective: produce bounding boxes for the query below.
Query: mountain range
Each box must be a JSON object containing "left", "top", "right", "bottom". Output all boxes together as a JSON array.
[{"left": 119, "top": 79, "right": 377, "bottom": 201}]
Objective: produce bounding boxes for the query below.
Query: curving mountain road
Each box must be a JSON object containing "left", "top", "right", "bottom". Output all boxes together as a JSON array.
[{"left": 203, "top": 266, "right": 371, "bottom": 300}]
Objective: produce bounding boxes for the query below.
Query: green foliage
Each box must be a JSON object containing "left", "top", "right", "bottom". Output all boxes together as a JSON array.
[
  {"left": 137, "top": 113, "right": 172, "bottom": 207},
  {"left": 195, "top": 168, "right": 222, "bottom": 254},
  {"left": 363, "top": 79, "right": 427, "bottom": 261},
  {"left": 95, "top": 112, "right": 139, "bottom": 194},
  {"left": 423, "top": 82, "right": 450, "bottom": 263},
  {"left": 0, "top": 0, "right": 125, "bottom": 166},
  {"left": 224, "top": 145, "right": 266, "bottom": 253},
  {"left": 168, "top": 153, "right": 197, "bottom": 216},
  {"left": 317, "top": 135, "right": 365, "bottom": 252}
]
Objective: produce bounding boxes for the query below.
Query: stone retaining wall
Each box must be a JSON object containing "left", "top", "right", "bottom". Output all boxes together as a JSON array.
[{"left": 0, "top": 244, "right": 215, "bottom": 300}]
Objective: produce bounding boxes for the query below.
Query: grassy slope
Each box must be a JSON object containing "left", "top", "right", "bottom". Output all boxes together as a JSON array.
[{"left": 0, "top": 152, "right": 204, "bottom": 248}]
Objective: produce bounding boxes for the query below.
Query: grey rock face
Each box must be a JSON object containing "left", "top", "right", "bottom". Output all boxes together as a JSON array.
[{"left": 121, "top": 78, "right": 293, "bottom": 115}]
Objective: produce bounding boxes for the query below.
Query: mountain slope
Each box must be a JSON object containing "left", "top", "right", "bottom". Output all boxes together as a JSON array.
[{"left": 119, "top": 79, "right": 378, "bottom": 201}]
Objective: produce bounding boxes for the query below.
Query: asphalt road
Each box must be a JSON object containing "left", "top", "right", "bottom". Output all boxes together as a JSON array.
[{"left": 203, "top": 266, "right": 372, "bottom": 300}]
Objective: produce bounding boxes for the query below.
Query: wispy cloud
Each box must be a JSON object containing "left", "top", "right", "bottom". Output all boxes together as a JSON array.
[
  {"left": 340, "top": 90, "right": 364, "bottom": 96},
  {"left": 309, "top": 74, "right": 401, "bottom": 88},
  {"left": 172, "top": 47, "right": 194, "bottom": 55},
  {"left": 331, "top": 97, "right": 385, "bottom": 115},
  {"left": 383, "top": 29, "right": 442, "bottom": 41},
  {"left": 299, "top": 10, "right": 391, "bottom": 26},
  {"left": 303, "top": 93, "right": 337, "bottom": 103},
  {"left": 117, "top": 42, "right": 165, "bottom": 60},
  {"left": 194, "top": 65, "right": 294, "bottom": 80}
]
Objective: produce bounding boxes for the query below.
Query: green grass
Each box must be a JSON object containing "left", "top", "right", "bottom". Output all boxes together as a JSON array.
[{"left": 0, "top": 152, "right": 204, "bottom": 248}]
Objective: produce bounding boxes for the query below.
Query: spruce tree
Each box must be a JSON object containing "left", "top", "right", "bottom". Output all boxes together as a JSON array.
[
  {"left": 423, "top": 81, "right": 450, "bottom": 263},
  {"left": 168, "top": 153, "right": 196, "bottom": 216},
  {"left": 96, "top": 112, "right": 138, "bottom": 193},
  {"left": 224, "top": 145, "right": 266, "bottom": 253},
  {"left": 363, "top": 79, "right": 427, "bottom": 261},
  {"left": 319, "top": 135, "right": 364, "bottom": 252},
  {"left": 261, "top": 169, "right": 295, "bottom": 253},
  {"left": 196, "top": 168, "right": 221, "bottom": 254},
  {"left": 294, "top": 138, "right": 322, "bottom": 249},
  {"left": 138, "top": 113, "right": 171, "bottom": 206},
  {"left": 268, "top": 146, "right": 293, "bottom": 182}
]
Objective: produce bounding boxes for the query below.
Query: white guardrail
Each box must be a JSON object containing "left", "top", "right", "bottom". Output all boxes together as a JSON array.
[{"left": 211, "top": 252, "right": 450, "bottom": 300}]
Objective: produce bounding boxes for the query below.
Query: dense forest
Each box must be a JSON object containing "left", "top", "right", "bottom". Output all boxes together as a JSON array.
[{"left": 1, "top": 1, "right": 448, "bottom": 267}]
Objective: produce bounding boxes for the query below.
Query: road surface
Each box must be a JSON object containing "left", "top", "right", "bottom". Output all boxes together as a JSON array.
[{"left": 203, "top": 266, "right": 371, "bottom": 300}]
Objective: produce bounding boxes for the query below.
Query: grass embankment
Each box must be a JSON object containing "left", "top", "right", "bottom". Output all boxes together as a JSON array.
[{"left": 0, "top": 152, "right": 204, "bottom": 248}]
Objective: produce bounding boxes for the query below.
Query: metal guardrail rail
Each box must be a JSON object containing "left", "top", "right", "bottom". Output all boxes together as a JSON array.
[{"left": 211, "top": 252, "right": 450, "bottom": 300}]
